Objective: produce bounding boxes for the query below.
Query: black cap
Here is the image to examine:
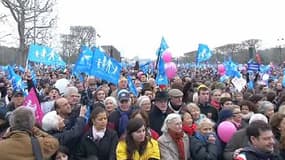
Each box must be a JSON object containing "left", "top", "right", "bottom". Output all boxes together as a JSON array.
[
  {"left": 118, "top": 89, "right": 130, "bottom": 101},
  {"left": 155, "top": 91, "right": 169, "bottom": 101},
  {"left": 12, "top": 90, "right": 24, "bottom": 97}
]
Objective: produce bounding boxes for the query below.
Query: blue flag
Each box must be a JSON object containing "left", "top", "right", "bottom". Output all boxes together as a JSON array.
[
  {"left": 127, "top": 75, "right": 138, "bottom": 97},
  {"left": 28, "top": 44, "right": 66, "bottom": 66},
  {"left": 90, "top": 47, "right": 122, "bottom": 85},
  {"left": 140, "top": 61, "right": 151, "bottom": 74},
  {"left": 73, "top": 46, "right": 93, "bottom": 75},
  {"left": 196, "top": 44, "right": 212, "bottom": 63},
  {"left": 156, "top": 37, "right": 169, "bottom": 85},
  {"left": 7, "top": 65, "right": 25, "bottom": 92},
  {"left": 28, "top": 64, "right": 37, "bottom": 87}
]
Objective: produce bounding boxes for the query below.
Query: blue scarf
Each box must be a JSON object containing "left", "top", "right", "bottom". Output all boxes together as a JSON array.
[
  {"left": 118, "top": 108, "right": 131, "bottom": 137},
  {"left": 195, "top": 132, "right": 217, "bottom": 145}
]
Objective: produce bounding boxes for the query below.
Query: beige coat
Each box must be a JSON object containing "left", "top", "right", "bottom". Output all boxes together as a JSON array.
[
  {"left": 0, "top": 127, "right": 59, "bottom": 160},
  {"left": 158, "top": 132, "right": 190, "bottom": 160}
]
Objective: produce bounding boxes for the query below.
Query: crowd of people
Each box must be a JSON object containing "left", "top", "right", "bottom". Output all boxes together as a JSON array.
[{"left": 0, "top": 65, "right": 284, "bottom": 160}]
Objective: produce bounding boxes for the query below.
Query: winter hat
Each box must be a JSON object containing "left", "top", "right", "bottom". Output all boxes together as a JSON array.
[
  {"left": 218, "top": 109, "right": 233, "bottom": 123},
  {"left": 42, "top": 111, "right": 59, "bottom": 131}
]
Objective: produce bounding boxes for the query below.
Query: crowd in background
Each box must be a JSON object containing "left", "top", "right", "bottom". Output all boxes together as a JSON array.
[{"left": 0, "top": 64, "right": 285, "bottom": 160}]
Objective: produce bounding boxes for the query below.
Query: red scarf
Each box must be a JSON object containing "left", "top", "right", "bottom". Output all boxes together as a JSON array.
[
  {"left": 210, "top": 99, "right": 221, "bottom": 110},
  {"left": 182, "top": 123, "right": 197, "bottom": 136},
  {"left": 168, "top": 129, "right": 185, "bottom": 160}
]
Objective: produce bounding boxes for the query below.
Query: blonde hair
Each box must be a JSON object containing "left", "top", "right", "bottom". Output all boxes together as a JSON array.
[
  {"left": 278, "top": 105, "right": 285, "bottom": 115},
  {"left": 197, "top": 118, "right": 215, "bottom": 129},
  {"left": 186, "top": 102, "right": 200, "bottom": 112}
]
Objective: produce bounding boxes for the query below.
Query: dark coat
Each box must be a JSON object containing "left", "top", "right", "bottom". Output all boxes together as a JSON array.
[
  {"left": 223, "top": 128, "right": 280, "bottom": 160},
  {"left": 49, "top": 117, "right": 86, "bottom": 154},
  {"left": 108, "top": 108, "right": 133, "bottom": 138},
  {"left": 237, "top": 146, "right": 283, "bottom": 160},
  {"left": 198, "top": 103, "right": 218, "bottom": 122},
  {"left": 223, "top": 128, "right": 248, "bottom": 160},
  {"left": 75, "top": 128, "right": 118, "bottom": 160},
  {"left": 190, "top": 134, "right": 219, "bottom": 160},
  {"left": 149, "top": 105, "right": 169, "bottom": 136}
]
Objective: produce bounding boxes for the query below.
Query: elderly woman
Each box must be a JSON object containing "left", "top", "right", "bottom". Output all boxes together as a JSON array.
[
  {"left": 258, "top": 101, "right": 275, "bottom": 120},
  {"left": 158, "top": 113, "right": 191, "bottom": 160},
  {"left": 190, "top": 118, "right": 219, "bottom": 160},
  {"left": 136, "top": 95, "right": 152, "bottom": 112},
  {"left": 103, "top": 96, "right": 117, "bottom": 117},
  {"left": 76, "top": 107, "right": 118, "bottom": 160},
  {"left": 116, "top": 118, "right": 160, "bottom": 160}
]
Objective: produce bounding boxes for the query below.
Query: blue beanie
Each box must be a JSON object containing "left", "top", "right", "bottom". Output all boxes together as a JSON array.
[{"left": 218, "top": 109, "right": 233, "bottom": 123}]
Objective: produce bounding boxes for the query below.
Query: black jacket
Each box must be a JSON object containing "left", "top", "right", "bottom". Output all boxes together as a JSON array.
[
  {"left": 190, "top": 134, "right": 219, "bottom": 160},
  {"left": 75, "top": 128, "right": 118, "bottom": 160},
  {"left": 238, "top": 146, "right": 282, "bottom": 160},
  {"left": 198, "top": 103, "right": 218, "bottom": 123},
  {"left": 149, "top": 105, "right": 169, "bottom": 136},
  {"left": 49, "top": 117, "right": 86, "bottom": 154}
]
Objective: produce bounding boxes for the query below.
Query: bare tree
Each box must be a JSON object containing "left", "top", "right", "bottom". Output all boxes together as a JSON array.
[
  {"left": 1, "top": 0, "right": 57, "bottom": 65},
  {"left": 60, "top": 26, "right": 98, "bottom": 64},
  {"left": 69, "top": 26, "right": 97, "bottom": 48},
  {"left": 241, "top": 39, "right": 262, "bottom": 49},
  {"left": 0, "top": 13, "right": 6, "bottom": 21}
]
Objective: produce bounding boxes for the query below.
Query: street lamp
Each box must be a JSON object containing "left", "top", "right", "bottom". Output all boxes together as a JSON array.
[{"left": 277, "top": 38, "right": 284, "bottom": 65}]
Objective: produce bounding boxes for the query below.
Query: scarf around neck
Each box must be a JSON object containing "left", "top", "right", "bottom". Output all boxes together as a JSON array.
[{"left": 168, "top": 129, "right": 185, "bottom": 160}]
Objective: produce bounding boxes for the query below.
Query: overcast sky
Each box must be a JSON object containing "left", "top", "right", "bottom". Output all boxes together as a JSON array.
[{"left": 1, "top": 0, "right": 285, "bottom": 59}]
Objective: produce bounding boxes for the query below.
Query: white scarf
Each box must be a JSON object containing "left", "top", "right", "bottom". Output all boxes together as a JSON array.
[{"left": 92, "top": 126, "right": 106, "bottom": 140}]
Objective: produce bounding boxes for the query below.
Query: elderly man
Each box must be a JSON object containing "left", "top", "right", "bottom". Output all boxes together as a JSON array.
[
  {"left": 47, "top": 97, "right": 86, "bottom": 157},
  {"left": 149, "top": 91, "right": 170, "bottom": 135},
  {"left": 0, "top": 107, "right": 59, "bottom": 160},
  {"left": 167, "top": 88, "right": 185, "bottom": 113}
]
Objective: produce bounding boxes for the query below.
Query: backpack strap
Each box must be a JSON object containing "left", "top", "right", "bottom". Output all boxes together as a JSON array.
[{"left": 31, "top": 136, "right": 43, "bottom": 160}]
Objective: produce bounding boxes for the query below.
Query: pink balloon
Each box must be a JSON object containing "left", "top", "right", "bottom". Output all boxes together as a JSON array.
[
  {"left": 162, "top": 51, "right": 173, "bottom": 63},
  {"left": 165, "top": 62, "right": 177, "bottom": 79},
  {"left": 217, "top": 121, "right": 237, "bottom": 143},
  {"left": 218, "top": 64, "right": 225, "bottom": 72},
  {"left": 217, "top": 64, "right": 225, "bottom": 76}
]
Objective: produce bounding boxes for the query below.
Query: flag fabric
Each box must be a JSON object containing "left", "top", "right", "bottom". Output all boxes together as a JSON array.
[
  {"left": 28, "top": 64, "right": 37, "bottom": 87},
  {"left": 90, "top": 47, "right": 122, "bottom": 85},
  {"left": 155, "top": 37, "right": 169, "bottom": 85},
  {"left": 196, "top": 43, "right": 212, "bottom": 63},
  {"left": 73, "top": 46, "right": 93, "bottom": 75},
  {"left": 127, "top": 75, "right": 138, "bottom": 97},
  {"left": 7, "top": 65, "right": 25, "bottom": 92},
  {"left": 140, "top": 61, "right": 151, "bottom": 74},
  {"left": 27, "top": 44, "right": 66, "bottom": 67},
  {"left": 24, "top": 88, "right": 44, "bottom": 125}
]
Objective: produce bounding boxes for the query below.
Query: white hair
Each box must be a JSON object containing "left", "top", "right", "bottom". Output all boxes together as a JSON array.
[
  {"left": 41, "top": 111, "right": 59, "bottom": 131},
  {"left": 161, "top": 113, "right": 181, "bottom": 133},
  {"left": 64, "top": 86, "right": 78, "bottom": 97},
  {"left": 104, "top": 96, "right": 118, "bottom": 107},
  {"left": 249, "top": 113, "right": 268, "bottom": 125}
]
